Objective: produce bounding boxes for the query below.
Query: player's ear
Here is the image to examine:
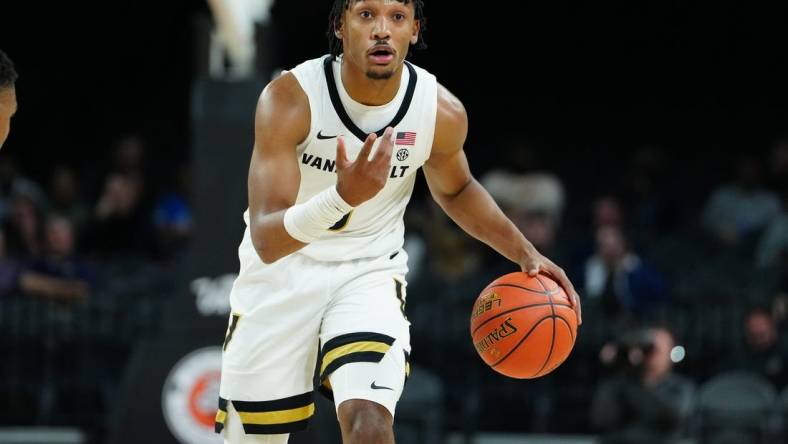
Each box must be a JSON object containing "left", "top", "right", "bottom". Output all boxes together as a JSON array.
[
  {"left": 335, "top": 18, "right": 344, "bottom": 40},
  {"left": 410, "top": 19, "right": 420, "bottom": 45}
]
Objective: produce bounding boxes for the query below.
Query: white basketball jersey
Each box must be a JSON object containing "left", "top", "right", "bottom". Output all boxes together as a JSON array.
[{"left": 240, "top": 55, "right": 438, "bottom": 263}]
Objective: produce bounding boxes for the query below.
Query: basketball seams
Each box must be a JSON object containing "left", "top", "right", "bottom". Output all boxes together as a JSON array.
[
  {"left": 533, "top": 275, "right": 557, "bottom": 377},
  {"left": 470, "top": 302, "right": 572, "bottom": 335},
  {"left": 555, "top": 315, "right": 575, "bottom": 344},
  {"left": 486, "top": 282, "right": 561, "bottom": 296},
  {"left": 490, "top": 315, "right": 552, "bottom": 368}
]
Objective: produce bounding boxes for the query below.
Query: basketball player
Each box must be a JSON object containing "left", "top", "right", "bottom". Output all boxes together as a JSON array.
[
  {"left": 217, "top": 1, "right": 582, "bottom": 443},
  {"left": 0, "top": 50, "right": 18, "bottom": 149}
]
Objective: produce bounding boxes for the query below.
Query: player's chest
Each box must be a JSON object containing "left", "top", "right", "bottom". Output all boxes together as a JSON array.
[{"left": 297, "top": 129, "right": 427, "bottom": 181}]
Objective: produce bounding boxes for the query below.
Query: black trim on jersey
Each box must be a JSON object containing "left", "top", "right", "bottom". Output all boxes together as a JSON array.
[
  {"left": 215, "top": 392, "right": 315, "bottom": 434},
  {"left": 323, "top": 56, "right": 418, "bottom": 143},
  {"left": 223, "top": 314, "right": 241, "bottom": 351},
  {"left": 232, "top": 392, "right": 314, "bottom": 412},
  {"left": 318, "top": 381, "right": 335, "bottom": 402},
  {"left": 321, "top": 332, "right": 396, "bottom": 353},
  {"left": 215, "top": 397, "right": 229, "bottom": 433},
  {"left": 243, "top": 419, "right": 312, "bottom": 435},
  {"left": 321, "top": 350, "right": 388, "bottom": 381}
]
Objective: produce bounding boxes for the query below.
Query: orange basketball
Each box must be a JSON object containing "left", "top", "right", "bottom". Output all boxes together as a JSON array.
[{"left": 470, "top": 272, "right": 578, "bottom": 379}]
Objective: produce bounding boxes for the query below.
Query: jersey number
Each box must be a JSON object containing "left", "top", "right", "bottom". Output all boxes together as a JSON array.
[
  {"left": 394, "top": 278, "right": 407, "bottom": 320},
  {"left": 223, "top": 314, "right": 241, "bottom": 351},
  {"left": 329, "top": 211, "right": 353, "bottom": 231}
]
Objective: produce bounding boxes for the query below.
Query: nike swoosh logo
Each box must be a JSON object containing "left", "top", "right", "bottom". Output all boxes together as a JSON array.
[
  {"left": 370, "top": 381, "right": 394, "bottom": 391},
  {"left": 317, "top": 131, "right": 338, "bottom": 140}
]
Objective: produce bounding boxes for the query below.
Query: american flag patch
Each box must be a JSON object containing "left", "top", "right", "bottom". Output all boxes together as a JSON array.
[{"left": 395, "top": 131, "right": 416, "bottom": 146}]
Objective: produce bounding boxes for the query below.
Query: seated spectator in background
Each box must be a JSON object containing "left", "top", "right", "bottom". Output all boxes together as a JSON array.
[
  {"left": 19, "top": 215, "right": 94, "bottom": 302},
  {"left": 153, "top": 165, "right": 192, "bottom": 260},
  {"left": 755, "top": 185, "right": 788, "bottom": 270},
  {"left": 85, "top": 172, "right": 154, "bottom": 259},
  {"left": 0, "top": 229, "right": 20, "bottom": 298},
  {"left": 591, "top": 326, "right": 695, "bottom": 444},
  {"left": 4, "top": 186, "right": 44, "bottom": 259},
  {"left": 584, "top": 225, "right": 668, "bottom": 320},
  {"left": 769, "top": 138, "right": 788, "bottom": 191},
  {"left": 622, "top": 145, "right": 683, "bottom": 244},
  {"left": 701, "top": 156, "right": 780, "bottom": 247},
  {"left": 569, "top": 195, "right": 626, "bottom": 268},
  {"left": 723, "top": 307, "right": 788, "bottom": 389},
  {"left": 48, "top": 166, "right": 89, "bottom": 235},
  {"left": 594, "top": 195, "right": 625, "bottom": 229},
  {"left": 481, "top": 170, "right": 565, "bottom": 254},
  {"left": 111, "top": 134, "right": 146, "bottom": 176},
  {"left": 0, "top": 156, "right": 45, "bottom": 222}
]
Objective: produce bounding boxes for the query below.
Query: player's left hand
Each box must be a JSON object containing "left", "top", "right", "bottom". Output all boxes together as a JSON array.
[{"left": 519, "top": 244, "right": 582, "bottom": 325}]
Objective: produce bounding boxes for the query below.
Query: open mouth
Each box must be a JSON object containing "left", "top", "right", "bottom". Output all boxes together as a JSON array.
[{"left": 368, "top": 46, "right": 395, "bottom": 64}]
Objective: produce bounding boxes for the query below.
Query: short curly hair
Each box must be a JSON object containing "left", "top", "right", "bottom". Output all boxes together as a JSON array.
[
  {"left": 327, "top": 0, "right": 427, "bottom": 59},
  {"left": 0, "top": 50, "right": 17, "bottom": 89}
]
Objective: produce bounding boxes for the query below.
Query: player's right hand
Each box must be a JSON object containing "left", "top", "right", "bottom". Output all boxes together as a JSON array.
[{"left": 335, "top": 127, "right": 394, "bottom": 207}]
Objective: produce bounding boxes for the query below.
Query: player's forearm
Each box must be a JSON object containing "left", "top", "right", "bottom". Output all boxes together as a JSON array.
[
  {"left": 434, "top": 178, "right": 531, "bottom": 264},
  {"left": 250, "top": 210, "right": 307, "bottom": 264}
]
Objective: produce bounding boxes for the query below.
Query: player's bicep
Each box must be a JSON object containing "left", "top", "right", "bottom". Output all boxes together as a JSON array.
[
  {"left": 248, "top": 139, "right": 301, "bottom": 216},
  {"left": 248, "top": 73, "right": 310, "bottom": 217},
  {"left": 423, "top": 148, "right": 472, "bottom": 201},
  {"left": 424, "top": 83, "right": 472, "bottom": 202}
]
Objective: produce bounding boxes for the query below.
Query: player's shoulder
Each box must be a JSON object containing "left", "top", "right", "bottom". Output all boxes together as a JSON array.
[
  {"left": 259, "top": 55, "right": 332, "bottom": 112},
  {"left": 435, "top": 82, "right": 468, "bottom": 132},
  {"left": 257, "top": 71, "right": 309, "bottom": 122}
]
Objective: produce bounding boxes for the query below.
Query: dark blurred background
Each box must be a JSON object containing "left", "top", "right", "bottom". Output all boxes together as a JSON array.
[{"left": 1, "top": 1, "right": 788, "bottom": 443}]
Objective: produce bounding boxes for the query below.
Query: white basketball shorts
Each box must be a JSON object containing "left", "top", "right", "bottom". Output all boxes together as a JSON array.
[{"left": 215, "top": 249, "right": 411, "bottom": 437}]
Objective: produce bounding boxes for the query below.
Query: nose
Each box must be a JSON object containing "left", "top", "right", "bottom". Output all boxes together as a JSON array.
[{"left": 372, "top": 16, "right": 391, "bottom": 41}]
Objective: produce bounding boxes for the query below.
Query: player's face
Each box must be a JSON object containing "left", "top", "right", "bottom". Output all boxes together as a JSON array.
[
  {"left": 0, "top": 86, "right": 17, "bottom": 150},
  {"left": 340, "top": 0, "right": 420, "bottom": 80}
]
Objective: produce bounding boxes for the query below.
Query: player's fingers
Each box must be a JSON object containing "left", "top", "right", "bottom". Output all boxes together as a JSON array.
[
  {"left": 372, "top": 127, "right": 395, "bottom": 163},
  {"left": 336, "top": 136, "right": 350, "bottom": 170},
  {"left": 521, "top": 260, "right": 541, "bottom": 277},
  {"left": 357, "top": 133, "right": 378, "bottom": 163},
  {"left": 562, "top": 285, "right": 582, "bottom": 325},
  {"left": 541, "top": 263, "right": 573, "bottom": 300}
]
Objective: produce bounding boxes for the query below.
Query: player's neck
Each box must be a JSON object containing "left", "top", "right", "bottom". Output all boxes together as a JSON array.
[{"left": 340, "top": 60, "right": 404, "bottom": 107}]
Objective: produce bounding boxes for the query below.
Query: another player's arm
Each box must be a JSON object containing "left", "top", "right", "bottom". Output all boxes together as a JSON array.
[
  {"left": 423, "top": 84, "right": 582, "bottom": 323},
  {"left": 248, "top": 73, "right": 310, "bottom": 264}
]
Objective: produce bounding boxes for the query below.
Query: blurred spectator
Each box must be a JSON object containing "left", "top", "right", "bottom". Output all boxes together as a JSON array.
[
  {"left": 622, "top": 145, "right": 683, "bottom": 244},
  {"left": 722, "top": 307, "right": 788, "bottom": 388},
  {"left": 153, "top": 165, "right": 193, "bottom": 260},
  {"left": 19, "top": 215, "right": 93, "bottom": 302},
  {"left": 567, "top": 195, "right": 627, "bottom": 274},
  {"left": 591, "top": 326, "right": 695, "bottom": 444},
  {"left": 594, "top": 195, "right": 625, "bottom": 229},
  {"left": 482, "top": 170, "right": 565, "bottom": 253},
  {"left": 701, "top": 156, "right": 780, "bottom": 247},
  {"left": 769, "top": 138, "right": 788, "bottom": 191},
  {"left": 755, "top": 185, "right": 788, "bottom": 270},
  {"left": 111, "top": 134, "right": 146, "bottom": 176},
  {"left": 584, "top": 225, "right": 668, "bottom": 320},
  {"left": 85, "top": 172, "right": 154, "bottom": 258},
  {"left": 0, "top": 228, "right": 20, "bottom": 297},
  {"left": 0, "top": 156, "right": 45, "bottom": 222},
  {"left": 48, "top": 165, "right": 89, "bottom": 234},
  {"left": 3, "top": 187, "right": 44, "bottom": 259}
]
